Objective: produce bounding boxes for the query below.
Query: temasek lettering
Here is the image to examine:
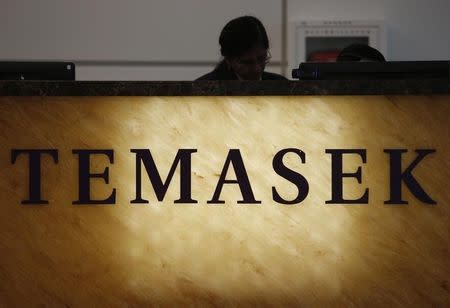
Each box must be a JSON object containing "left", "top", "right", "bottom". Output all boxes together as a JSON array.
[{"left": 10, "top": 148, "right": 437, "bottom": 205}]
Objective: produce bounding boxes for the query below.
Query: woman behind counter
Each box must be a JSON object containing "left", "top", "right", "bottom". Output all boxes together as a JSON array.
[{"left": 196, "top": 16, "right": 287, "bottom": 81}]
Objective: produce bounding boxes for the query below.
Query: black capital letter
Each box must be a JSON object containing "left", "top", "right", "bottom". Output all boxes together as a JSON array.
[
  {"left": 272, "top": 148, "right": 309, "bottom": 204},
  {"left": 130, "top": 149, "right": 197, "bottom": 204},
  {"left": 384, "top": 149, "right": 436, "bottom": 205},
  {"left": 326, "top": 149, "right": 369, "bottom": 204},
  {"left": 207, "top": 149, "right": 261, "bottom": 204},
  {"left": 72, "top": 149, "right": 116, "bottom": 205},
  {"left": 11, "top": 149, "right": 58, "bottom": 204}
]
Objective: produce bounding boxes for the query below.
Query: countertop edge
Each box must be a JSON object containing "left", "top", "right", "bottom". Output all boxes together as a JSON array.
[{"left": 0, "top": 79, "right": 449, "bottom": 96}]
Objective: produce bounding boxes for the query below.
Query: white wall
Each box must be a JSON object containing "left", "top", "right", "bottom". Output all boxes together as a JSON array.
[
  {"left": 0, "top": 0, "right": 282, "bottom": 80},
  {"left": 288, "top": 0, "right": 450, "bottom": 61}
]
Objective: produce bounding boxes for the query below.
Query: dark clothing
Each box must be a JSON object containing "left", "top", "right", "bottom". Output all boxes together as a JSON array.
[{"left": 196, "top": 62, "right": 287, "bottom": 81}]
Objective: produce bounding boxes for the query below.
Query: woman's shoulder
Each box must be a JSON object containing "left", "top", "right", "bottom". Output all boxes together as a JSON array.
[
  {"left": 196, "top": 66, "right": 288, "bottom": 81},
  {"left": 195, "top": 70, "right": 222, "bottom": 80},
  {"left": 196, "top": 63, "right": 237, "bottom": 81},
  {"left": 261, "top": 71, "right": 288, "bottom": 80}
]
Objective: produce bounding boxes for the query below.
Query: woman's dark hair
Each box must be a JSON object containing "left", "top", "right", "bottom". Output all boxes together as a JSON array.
[
  {"left": 219, "top": 16, "right": 269, "bottom": 58},
  {"left": 336, "top": 44, "right": 386, "bottom": 62}
]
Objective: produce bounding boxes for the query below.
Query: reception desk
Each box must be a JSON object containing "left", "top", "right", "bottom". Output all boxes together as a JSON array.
[{"left": 0, "top": 80, "right": 449, "bottom": 306}]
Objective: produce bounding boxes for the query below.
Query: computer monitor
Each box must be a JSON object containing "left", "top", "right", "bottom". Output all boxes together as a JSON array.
[
  {"left": 292, "top": 61, "right": 450, "bottom": 80},
  {"left": 0, "top": 61, "right": 75, "bottom": 80}
]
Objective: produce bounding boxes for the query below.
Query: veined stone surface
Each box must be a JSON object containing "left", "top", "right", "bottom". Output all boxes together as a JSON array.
[{"left": 0, "top": 95, "right": 449, "bottom": 306}]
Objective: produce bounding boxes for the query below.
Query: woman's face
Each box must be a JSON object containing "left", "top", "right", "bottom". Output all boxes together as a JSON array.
[{"left": 226, "top": 47, "right": 270, "bottom": 80}]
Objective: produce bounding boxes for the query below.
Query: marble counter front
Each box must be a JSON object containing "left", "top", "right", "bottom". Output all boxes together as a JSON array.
[{"left": 0, "top": 81, "right": 449, "bottom": 306}]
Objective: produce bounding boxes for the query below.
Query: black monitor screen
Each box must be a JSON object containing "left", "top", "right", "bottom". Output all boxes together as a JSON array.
[{"left": 0, "top": 62, "right": 75, "bottom": 80}]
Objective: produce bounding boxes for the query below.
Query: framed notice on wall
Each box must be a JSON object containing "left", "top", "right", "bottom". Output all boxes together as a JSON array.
[{"left": 289, "top": 20, "right": 386, "bottom": 66}]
